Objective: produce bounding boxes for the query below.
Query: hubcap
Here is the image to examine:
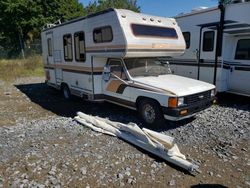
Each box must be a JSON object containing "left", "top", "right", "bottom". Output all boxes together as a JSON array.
[
  {"left": 143, "top": 104, "right": 156, "bottom": 124},
  {"left": 63, "top": 87, "right": 69, "bottom": 99}
]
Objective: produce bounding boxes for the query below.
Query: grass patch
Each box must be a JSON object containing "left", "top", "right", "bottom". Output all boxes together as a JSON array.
[{"left": 0, "top": 56, "right": 44, "bottom": 81}]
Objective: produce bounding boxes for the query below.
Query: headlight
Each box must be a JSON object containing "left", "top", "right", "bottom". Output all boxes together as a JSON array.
[
  {"left": 178, "top": 97, "right": 184, "bottom": 107},
  {"left": 211, "top": 89, "right": 215, "bottom": 97},
  {"left": 168, "top": 97, "right": 185, "bottom": 107}
]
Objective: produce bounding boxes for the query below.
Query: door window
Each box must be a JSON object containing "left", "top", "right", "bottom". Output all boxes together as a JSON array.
[
  {"left": 47, "top": 38, "right": 52, "bottom": 56},
  {"left": 182, "top": 32, "right": 190, "bottom": 49},
  {"left": 202, "top": 31, "right": 214, "bottom": 51},
  {"left": 108, "top": 60, "right": 127, "bottom": 80},
  {"left": 235, "top": 39, "right": 250, "bottom": 60}
]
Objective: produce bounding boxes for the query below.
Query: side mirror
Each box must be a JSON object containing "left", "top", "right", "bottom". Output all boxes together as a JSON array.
[{"left": 103, "top": 65, "right": 111, "bottom": 81}]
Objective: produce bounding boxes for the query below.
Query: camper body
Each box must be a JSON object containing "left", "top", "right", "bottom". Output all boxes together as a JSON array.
[
  {"left": 41, "top": 9, "right": 215, "bottom": 126},
  {"left": 169, "top": 2, "right": 250, "bottom": 96}
]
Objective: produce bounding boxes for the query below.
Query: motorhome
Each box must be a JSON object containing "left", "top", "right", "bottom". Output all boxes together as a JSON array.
[
  {"left": 168, "top": 1, "right": 250, "bottom": 96},
  {"left": 41, "top": 8, "right": 215, "bottom": 126}
]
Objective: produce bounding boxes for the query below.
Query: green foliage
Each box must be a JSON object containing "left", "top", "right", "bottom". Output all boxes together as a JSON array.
[
  {"left": 85, "top": 0, "right": 140, "bottom": 15},
  {"left": 0, "top": 0, "right": 84, "bottom": 58},
  {"left": 0, "top": 0, "right": 140, "bottom": 58}
]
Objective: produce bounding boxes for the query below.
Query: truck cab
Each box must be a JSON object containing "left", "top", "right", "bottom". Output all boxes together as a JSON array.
[{"left": 102, "top": 57, "right": 215, "bottom": 126}]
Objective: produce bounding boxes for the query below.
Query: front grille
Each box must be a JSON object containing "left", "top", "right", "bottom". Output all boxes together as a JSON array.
[{"left": 185, "top": 90, "right": 211, "bottom": 105}]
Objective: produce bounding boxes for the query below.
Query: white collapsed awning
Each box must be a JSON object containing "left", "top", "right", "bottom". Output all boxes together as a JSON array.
[{"left": 74, "top": 112, "right": 199, "bottom": 172}]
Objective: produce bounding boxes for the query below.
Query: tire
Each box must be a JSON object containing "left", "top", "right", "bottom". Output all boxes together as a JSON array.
[
  {"left": 138, "top": 98, "right": 165, "bottom": 128},
  {"left": 62, "top": 84, "right": 72, "bottom": 100}
]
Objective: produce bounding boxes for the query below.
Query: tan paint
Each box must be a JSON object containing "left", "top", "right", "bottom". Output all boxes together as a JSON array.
[
  {"left": 106, "top": 80, "right": 123, "bottom": 92},
  {"left": 44, "top": 64, "right": 103, "bottom": 73}
]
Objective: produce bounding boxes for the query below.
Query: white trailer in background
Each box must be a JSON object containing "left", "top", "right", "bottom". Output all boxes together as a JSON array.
[
  {"left": 41, "top": 8, "right": 215, "bottom": 127},
  {"left": 168, "top": 1, "right": 250, "bottom": 96}
]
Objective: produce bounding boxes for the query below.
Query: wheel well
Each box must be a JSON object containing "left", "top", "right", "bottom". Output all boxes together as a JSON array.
[
  {"left": 60, "top": 82, "right": 68, "bottom": 90},
  {"left": 136, "top": 96, "right": 162, "bottom": 109}
]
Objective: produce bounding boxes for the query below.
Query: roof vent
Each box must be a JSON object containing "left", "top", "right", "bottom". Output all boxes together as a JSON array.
[{"left": 150, "top": 18, "right": 154, "bottom": 22}]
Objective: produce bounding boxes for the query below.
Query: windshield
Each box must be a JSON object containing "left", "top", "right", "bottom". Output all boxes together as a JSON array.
[{"left": 124, "top": 58, "right": 172, "bottom": 78}]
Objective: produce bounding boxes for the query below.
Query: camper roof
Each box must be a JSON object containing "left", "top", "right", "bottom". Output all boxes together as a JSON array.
[{"left": 42, "top": 8, "right": 115, "bottom": 31}]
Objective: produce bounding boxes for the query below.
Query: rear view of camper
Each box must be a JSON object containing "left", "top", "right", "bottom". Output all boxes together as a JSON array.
[{"left": 41, "top": 9, "right": 215, "bottom": 126}]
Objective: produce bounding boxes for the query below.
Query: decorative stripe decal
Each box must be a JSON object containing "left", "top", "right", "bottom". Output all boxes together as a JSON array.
[
  {"left": 62, "top": 69, "right": 102, "bottom": 75},
  {"left": 44, "top": 64, "right": 103, "bottom": 75},
  {"left": 106, "top": 80, "right": 168, "bottom": 95},
  {"left": 169, "top": 60, "right": 250, "bottom": 71},
  {"left": 106, "top": 80, "right": 123, "bottom": 92}
]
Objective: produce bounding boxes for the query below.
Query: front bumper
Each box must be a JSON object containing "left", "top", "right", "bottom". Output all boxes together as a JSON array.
[{"left": 162, "top": 98, "right": 214, "bottom": 121}]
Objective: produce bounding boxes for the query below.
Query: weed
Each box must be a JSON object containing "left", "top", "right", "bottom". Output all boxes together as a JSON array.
[{"left": 0, "top": 56, "right": 44, "bottom": 81}]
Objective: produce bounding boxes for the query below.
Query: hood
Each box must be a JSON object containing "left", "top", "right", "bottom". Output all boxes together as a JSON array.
[{"left": 132, "top": 74, "right": 215, "bottom": 96}]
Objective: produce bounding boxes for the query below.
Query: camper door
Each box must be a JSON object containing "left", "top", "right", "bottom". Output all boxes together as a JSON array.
[
  {"left": 199, "top": 29, "right": 217, "bottom": 84},
  {"left": 102, "top": 59, "right": 131, "bottom": 102}
]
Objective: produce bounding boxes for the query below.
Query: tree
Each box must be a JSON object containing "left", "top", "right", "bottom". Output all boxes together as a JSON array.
[
  {"left": 85, "top": 0, "right": 140, "bottom": 15},
  {"left": 0, "top": 0, "right": 140, "bottom": 58},
  {"left": 0, "top": 0, "right": 84, "bottom": 58}
]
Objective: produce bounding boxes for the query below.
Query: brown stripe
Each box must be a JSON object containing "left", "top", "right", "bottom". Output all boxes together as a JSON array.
[
  {"left": 106, "top": 80, "right": 123, "bottom": 92},
  {"left": 44, "top": 64, "right": 103, "bottom": 73}
]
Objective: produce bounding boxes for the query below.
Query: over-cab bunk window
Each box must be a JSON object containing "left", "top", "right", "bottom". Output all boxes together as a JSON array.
[
  {"left": 182, "top": 32, "right": 190, "bottom": 49},
  {"left": 131, "top": 24, "right": 178, "bottom": 38},
  {"left": 63, "top": 34, "right": 73, "bottom": 61},
  {"left": 235, "top": 39, "right": 250, "bottom": 60},
  {"left": 47, "top": 38, "right": 52, "bottom": 56},
  {"left": 93, "top": 26, "right": 113, "bottom": 43},
  {"left": 74, "top": 32, "right": 86, "bottom": 62},
  {"left": 202, "top": 31, "right": 214, "bottom": 52}
]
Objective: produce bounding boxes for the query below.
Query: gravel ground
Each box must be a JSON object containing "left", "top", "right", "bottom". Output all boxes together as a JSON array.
[{"left": 0, "top": 77, "right": 249, "bottom": 188}]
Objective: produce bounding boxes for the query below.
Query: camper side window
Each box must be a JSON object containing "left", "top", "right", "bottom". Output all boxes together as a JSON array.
[
  {"left": 202, "top": 31, "right": 214, "bottom": 52},
  {"left": 182, "top": 32, "right": 190, "bottom": 49},
  {"left": 235, "top": 39, "right": 250, "bottom": 60},
  {"left": 93, "top": 26, "right": 113, "bottom": 43},
  {"left": 74, "top": 32, "right": 86, "bottom": 62},
  {"left": 63, "top": 34, "right": 73, "bottom": 61},
  {"left": 47, "top": 38, "right": 52, "bottom": 56}
]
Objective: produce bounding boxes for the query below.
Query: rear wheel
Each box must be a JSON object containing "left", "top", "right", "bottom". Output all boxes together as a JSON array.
[
  {"left": 138, "top": 98, "right": 165, "bottom": 128},
  {"left": 62, "top": 84, "right": 72, "bottom": 100}
]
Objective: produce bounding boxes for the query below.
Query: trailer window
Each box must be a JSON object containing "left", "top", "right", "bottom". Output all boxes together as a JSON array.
[
  {"left": 93, "top": 26, "right": 113, "bottom": 43},
  {"left": 47, "top": 38, "right": 52, "bottom": 56},
  {"left": 63, "top": 34, "right": 73, "bottom": 61},
  {"left": 74, "top": 32, "right": 86, "bottom": 62},
  {"left": 203, "top": 31, "right": 214, "bottom": 51},
  {"left": 131, "top": 24, "right": 178, "bottom": 38},
  {"left": 182, "top": 32, "right": 190, "bottom": 49},
  {"left": 235, "top": 39, "right": 250, "bottom": 60}
]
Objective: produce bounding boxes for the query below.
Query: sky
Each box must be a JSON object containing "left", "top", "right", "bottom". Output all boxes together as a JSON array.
[{"left": 79, "top": 0, "right": 218, "bottom": 17}]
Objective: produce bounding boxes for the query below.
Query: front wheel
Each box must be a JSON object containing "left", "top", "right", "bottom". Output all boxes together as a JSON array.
[
  {"left": 62, "top": 84, "right": 72, "bottom": 100},
  {"left": 138, "top": 99, "right": 165, "bottom": 128}
]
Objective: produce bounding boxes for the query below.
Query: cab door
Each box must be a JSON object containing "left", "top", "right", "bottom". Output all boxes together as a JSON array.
[{"left": 102, "top": 59, "right": 131, "bottom": 101}]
